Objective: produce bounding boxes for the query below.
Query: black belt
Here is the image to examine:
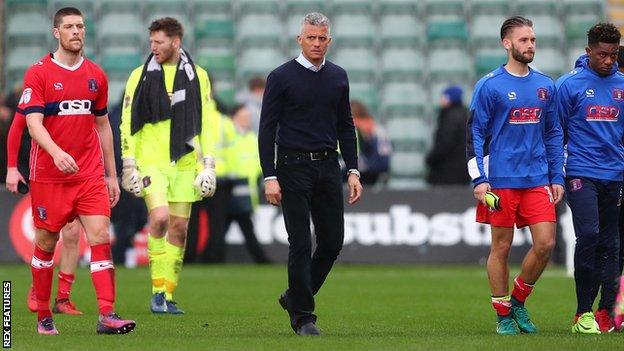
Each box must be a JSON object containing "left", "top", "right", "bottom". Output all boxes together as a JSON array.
[{"left": 277, "top": 149, "right": 337, "bottom": 166}]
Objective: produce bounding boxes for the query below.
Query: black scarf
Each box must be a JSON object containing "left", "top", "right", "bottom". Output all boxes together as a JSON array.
[{"left": 130, "top": 48, "right": 202, "bottom": 162}]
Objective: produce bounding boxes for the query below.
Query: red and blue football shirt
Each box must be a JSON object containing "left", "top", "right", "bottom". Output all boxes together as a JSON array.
[{"left": 17, "top": 53, "right": 108, "bottom": 183}]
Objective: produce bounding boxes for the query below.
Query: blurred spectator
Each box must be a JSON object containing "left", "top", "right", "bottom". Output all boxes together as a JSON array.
[
  {"left": 223, "top": 105, "right": 270, "bottom": 263},
  {"left": 5, "top": 82, "right": 22, "bottom": 117},
  {"left": 208, "top": 75, "right": 232, "bottom": 115},
  {"left": 1, "top": 83, "right": 28, "bottom": 184},
  {"left": 108, "top": 94, "right": 147, "bottom": 265},
  {"left": 426, "top": 85, "right": 470, "bottom": 186},
  {"left": 186, "top": 107, "right": 236, "bottom": 264},
  {"left": 0, "top": 93, "right": 14, "bottom": 182},
  {"left": 351, "top": 100, "right": 392, "bottom": 185},
  {"left": 235, "top": 76, "right": 265, "bottom": 133}
]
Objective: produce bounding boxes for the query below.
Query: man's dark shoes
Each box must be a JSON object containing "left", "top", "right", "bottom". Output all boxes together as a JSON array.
[
  {"left": 296, "top": 322, "right": 321, "bottom": 336},
  {"left": 278, "top": 291, "right": 288, "bottom": 311}
]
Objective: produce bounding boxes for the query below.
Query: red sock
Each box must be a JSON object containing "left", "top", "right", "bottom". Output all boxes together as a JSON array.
[
  {"left": 31, "top": 245, "right": 54, "bottom": 321},
  {"left": 512, "top": 276, "right": 534, "bottom": 304},
  {"left": 491, "top": 296, "right": 511, "bottom": 317},
  {"left": 56, "top": 271, "right": 75, "bottom": 301},
  {"left": 90, "top": 243, "right": 115, "bottom": 315}
]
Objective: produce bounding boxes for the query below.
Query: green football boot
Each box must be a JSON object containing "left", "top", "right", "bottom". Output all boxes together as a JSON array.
[
  {"left": 511, "top": 304, "right": 537, "bottom": 333},
  {"left": 496, "top": 317, "right": 520, "bottom": 335},
  {"left": 571, "top": 312, "right": 601, "bottom": 334}
]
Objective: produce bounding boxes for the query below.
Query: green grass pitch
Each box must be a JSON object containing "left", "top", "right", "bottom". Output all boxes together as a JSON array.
[{"left": 1, "top": 264, "right": 622, "bottom": 350}]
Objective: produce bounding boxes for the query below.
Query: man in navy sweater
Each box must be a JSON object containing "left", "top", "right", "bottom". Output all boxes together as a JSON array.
[
  {"left": 556, "top": 23, "right": 624, "bottom": 334},
  {"left": 258, "top": 12, "right": 362, "bottom": 336},
  {"left": 467, "top": 16, "right": 565, "bottom": 335}
]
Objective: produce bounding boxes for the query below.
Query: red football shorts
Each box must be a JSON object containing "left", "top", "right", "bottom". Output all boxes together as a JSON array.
[
  {"left": 30, "top": 176, "right": 111, "bottom": 232},
  {"left": 476, "top": 186, "right": 556, "bottom": 228}
]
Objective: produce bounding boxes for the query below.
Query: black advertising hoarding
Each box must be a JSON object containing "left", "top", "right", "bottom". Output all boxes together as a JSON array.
[
  {"left": 0, "top": 187, "right": 575, "bottom": 266},
  {"left": 224, "top": 187, "right": 575, "bottom": 265},
  {"left": 0, "top": 191, "right": 23, "bottom": 263}
]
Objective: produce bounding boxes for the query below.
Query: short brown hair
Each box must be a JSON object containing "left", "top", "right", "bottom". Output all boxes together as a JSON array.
[
  {"left": 149, "top": 17, "right": 184, "bottom": 39},
  {"left": 500, "top": 16, "right": 533, "bottom": 40},
  {"left": 248, "top": 77, "right": 266, "bottom": 91},
  {"left": 53, "top": 7, "right": 83, "bottom": 28},
  {"left": 350, "top": 100, "right": 371, "bottom": 120}
]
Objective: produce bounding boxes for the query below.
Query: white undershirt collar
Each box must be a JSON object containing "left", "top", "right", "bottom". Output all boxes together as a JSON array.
[{"left": 51, "top": 54, "right": 84, "bottom": 71}]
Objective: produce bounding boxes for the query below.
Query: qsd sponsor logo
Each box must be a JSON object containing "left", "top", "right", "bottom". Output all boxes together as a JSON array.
[
  {"left": 509, "top": 107, "right": 542, "bottom": 124},
  {"left": 586, "top": 105, "right": 619, "bottom": 122},
  {"left": 58, "top": 99, "right": 92, "bottom": 115}
]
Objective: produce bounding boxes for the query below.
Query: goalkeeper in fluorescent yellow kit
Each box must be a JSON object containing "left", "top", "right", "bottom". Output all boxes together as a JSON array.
[{"left": 120, "top": 17, "right": 219, "bottom": 314}]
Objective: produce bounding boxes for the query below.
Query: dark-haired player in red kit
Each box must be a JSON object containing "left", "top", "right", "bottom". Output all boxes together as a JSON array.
[{"left": 18, "top": 7, "right": 135, "bottom": 335}]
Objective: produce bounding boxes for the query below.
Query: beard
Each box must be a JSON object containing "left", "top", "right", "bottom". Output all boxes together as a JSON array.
[
  {"left": 511, "top": 44, "right": 534, "bottom": 64},
  {"left": 61, "top": 38, "right": 83, "bottom": 54},
  {"left": 155, "top": 47, "right": 176, "bottom": 64}
]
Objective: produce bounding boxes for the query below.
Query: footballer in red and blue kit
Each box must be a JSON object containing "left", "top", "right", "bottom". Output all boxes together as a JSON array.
[
  {"left": 556, "top": 41, "right": 624, "bottom": 332},
  {"left": 20, "top": 53, "right": 108, "bottom": 183},
  {"left": 467, "top": 65, "right": 565, "bottom": 227},
  {"left": 21, "top": 6, "right": 135, "bottom": 336},
  {"left": 18, "top": 53, "right": 111, "bottom": 231}
]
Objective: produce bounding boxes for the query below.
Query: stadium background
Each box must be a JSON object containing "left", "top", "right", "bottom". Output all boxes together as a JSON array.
[
  {"left": 2, "top": 1, "right": 624, "bottom": 349},
  {"left": 0, "top": 0, "right": 617, "bottom": 267}
]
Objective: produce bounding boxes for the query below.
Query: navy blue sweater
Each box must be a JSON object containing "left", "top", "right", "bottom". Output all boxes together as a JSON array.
[{"left": 258, "top": 59, "right": 358, "bottom": 178}]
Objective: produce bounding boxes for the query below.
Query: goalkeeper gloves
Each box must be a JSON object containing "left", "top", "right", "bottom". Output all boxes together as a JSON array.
[
  {"left": 194, "top": 155, "right": 217, "bottom": 198},
  {"left": 121, "top": 158, "right": 143, "bottom": 197}
]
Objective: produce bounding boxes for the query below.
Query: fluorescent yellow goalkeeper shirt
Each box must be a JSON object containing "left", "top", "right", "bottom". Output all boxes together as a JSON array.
[{"left": 120, "top": 63, "right": 219, "bottom": 171}]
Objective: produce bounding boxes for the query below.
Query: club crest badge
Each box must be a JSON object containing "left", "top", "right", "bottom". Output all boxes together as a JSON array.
[
  {"left": 123, "top": 94, "right": 131, "bottom": 109},
  {"left": 36, "top": 206, "right": 47, "bottom": 220},
  {"left": 569, "top": 178, "right": 583, "bottom": 192},
  {"left": 613, "top": 88, "right": 624, "bottom": 101},
  {"left": 88, "top": 79, "right": 98, "bottom": 92},
  {"left": 537, "top": 88, "right": 548, "bottom": 101}
]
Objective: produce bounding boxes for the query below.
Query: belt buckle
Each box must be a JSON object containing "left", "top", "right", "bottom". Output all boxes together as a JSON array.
[{"left": 310, "top": 152, "right": 321, "bottom": 161}]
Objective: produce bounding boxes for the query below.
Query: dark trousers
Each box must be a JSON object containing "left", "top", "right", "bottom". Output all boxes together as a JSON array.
[
  {"left": 111, "top": 189, "right": 147, "bottom": 265},
  {"left": 185, "top": 178, "right": 233, "bottom": 263},
  {"left": 224, "top": 213, "right": 269, "bottom": 263},
  {"left": 619, "top": 200, "right": 624, "bottom": 275},
  {"left": 566, "top": 177, "right": 622, "bottom": 313},
  {"left": 277, "top": 154, "right": 344, "bottom": 328}
]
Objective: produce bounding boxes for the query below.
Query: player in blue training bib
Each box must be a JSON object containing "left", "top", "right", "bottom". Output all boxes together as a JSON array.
[
  {"left": 466, "top": 16, "right": 565, "bottom": 336},
  {"left": 556, "top": 22, "right": 624, "bottom": 334}
]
